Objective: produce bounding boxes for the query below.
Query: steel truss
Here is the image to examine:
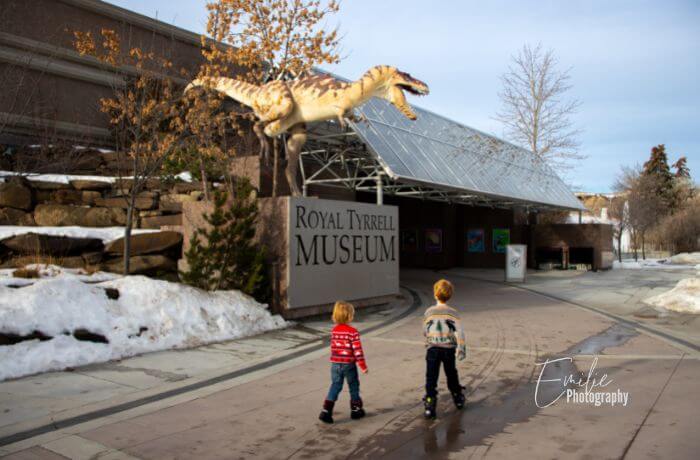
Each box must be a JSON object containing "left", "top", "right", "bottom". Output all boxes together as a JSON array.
[{"left": 298, "top": 123, "right": 563, "bottom": 212}]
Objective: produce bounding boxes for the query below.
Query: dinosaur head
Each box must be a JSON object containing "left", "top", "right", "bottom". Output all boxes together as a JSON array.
[{"left": 382, "top": 68, "right": 429, "bottom": 120}]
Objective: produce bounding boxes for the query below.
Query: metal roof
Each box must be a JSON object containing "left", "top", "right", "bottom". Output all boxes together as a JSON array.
[{"left": 348, "top": 97, "right": 585, "bottom": 210}]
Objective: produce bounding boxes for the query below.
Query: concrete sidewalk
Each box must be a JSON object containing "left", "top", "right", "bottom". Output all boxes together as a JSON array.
[
  {"left": 0, "top": 290, "right": 416, "bottom": 449},
  {"left": 443, "top": 266, "right": 700, "bottom": 350},
  {"left": 2, "top": 269, "right": 699, "bottom": 459}
]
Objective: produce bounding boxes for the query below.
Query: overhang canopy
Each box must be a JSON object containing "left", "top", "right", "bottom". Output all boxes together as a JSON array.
[{"left": 347, "top": 97, "right": 584, "bottom": 210}]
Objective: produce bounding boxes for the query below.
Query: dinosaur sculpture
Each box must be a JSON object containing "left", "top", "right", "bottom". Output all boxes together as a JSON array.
[{"left": 185, "top": 65, "right": 429, "bottom": 196}]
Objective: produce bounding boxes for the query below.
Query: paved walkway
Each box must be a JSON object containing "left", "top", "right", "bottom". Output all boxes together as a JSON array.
[
  {"left": 445, "top": 266, "right": 700, "bottom": 349},
  {"left": 1, "top": 269, "right": 698, "bottom": 459}
]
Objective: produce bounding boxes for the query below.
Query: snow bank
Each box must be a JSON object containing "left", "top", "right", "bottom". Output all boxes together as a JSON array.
[
  {"left": 644, "top": 278, "right": 700, "bottom": 314},
  {"left": 612, "top": 258, "right": 693, "bottom": 270},
  {"left": 0, "top": 170, "right": 116, "bottom": 184},
  {"left": 0, "top": 265, "right": 118, "bottom": 287},
  {"left": 666, "top": 252, "right": 700, "bottom": 266},
  {"left": 0, "top": 226, "right": 158, "bottom": 244},
  {"left": 0, "top": 274, "right": 286, "bottom": 380},
  {"left": 0, "top": 170, "right": 193, "bottom": 184}
]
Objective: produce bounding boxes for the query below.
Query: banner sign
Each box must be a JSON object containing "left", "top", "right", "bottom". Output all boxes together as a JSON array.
[
  {"left": 425, "top": 228, "right": 443, "bottom": 253},
  {"left": 493, "top": 228, "right": 510, "bottom": 253},
  {"left": 287, "top": 197, "right": 399, "bottom": 308},
  {"left": 467, "top": 228, "right": 485, "bottom": 253}
]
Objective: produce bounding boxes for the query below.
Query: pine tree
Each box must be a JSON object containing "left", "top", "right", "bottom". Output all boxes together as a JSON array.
[
  {"left": 673, "top": 156, "right": 690, "bottom": 179},
  {"left": 641, "top": 144, "right": 676, "bottom": 211},
  {"left": 180, "top": 178, "right": 270, "bottom": 303}
]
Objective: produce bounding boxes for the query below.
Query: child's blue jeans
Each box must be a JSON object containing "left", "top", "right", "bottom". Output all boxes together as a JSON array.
[{"left": 326, "top": 362, "right": 360, "bottom": 401}]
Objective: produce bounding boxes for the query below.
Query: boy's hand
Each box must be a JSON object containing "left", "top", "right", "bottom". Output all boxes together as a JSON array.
[
  {"left": 361, "top": 368, "right": 369, "bottom": 374},
  {"left": 457, "top": 349, "right": 466, "bottom": 361}
]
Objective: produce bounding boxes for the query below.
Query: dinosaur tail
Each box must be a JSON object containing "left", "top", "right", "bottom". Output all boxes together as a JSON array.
[{"left": 184, "top": 77, "right": 259, "bottom": 108}]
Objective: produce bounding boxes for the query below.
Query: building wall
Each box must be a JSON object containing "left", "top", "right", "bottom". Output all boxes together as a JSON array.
[
  {"left": 0, "top": 0, "right": 207, "bottom": 147},
  {"left": 530, "top": 224, "right": 614, "bottom": 270}
]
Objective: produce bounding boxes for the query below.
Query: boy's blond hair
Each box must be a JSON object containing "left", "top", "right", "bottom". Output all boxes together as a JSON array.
[
  {"left": 332, "top": 301, "right": 355, "bottom": 324},
  {"left": 434, "top": 279, "right": 453, "bottom": 303}
]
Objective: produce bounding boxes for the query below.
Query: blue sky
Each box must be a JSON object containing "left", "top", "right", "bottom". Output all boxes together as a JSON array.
[{"left": 109, "top": 0, "right": 699, "bottom": 192}]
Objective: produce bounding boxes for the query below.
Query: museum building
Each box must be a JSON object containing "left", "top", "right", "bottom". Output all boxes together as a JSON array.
[{"left": 1, "top": 0, "right": 612, "bottom": 317}]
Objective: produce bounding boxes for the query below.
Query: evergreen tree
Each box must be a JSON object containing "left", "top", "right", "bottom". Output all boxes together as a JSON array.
[
  {"left": 672, "top": 156, "right": 690, "bottom": 179},
  {"left": 641, "top": 144, "right": 676, "bottom": 211},
  {"left": 180, "top": 179, "right": 270, "bottom": 303}
]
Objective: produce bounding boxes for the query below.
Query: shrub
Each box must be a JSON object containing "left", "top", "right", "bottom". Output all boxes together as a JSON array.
[
  {"left": 652, "top": 196, "right": 700, "bottom": 253},
  {"left": 180, "top": 178, "right": 270, "bottom": 303}
]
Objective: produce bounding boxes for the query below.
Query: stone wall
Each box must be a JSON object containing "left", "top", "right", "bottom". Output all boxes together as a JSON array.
[{"left": 0, "top": 175, "right": 202, "bottom": 229}]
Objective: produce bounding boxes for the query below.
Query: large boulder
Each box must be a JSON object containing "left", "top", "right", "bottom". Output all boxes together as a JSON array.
[
  {"left": 159, "top": 194, "right": 196, "bottom": 212},
  {"left": 81, "top": 191, "right": 102, "bottom": 205},
  {"left": 69, "top": 179, "right": 112, "bottom": 191},
  {"left": 173, "top": 181, "right": 200, "bottom": 193},
  {"left": 0, "top": 208, "right": 34, "bottom": 225},
  {"left": 0, "top": 233, "right": 103, "bottom": 256},
  {"left": 104, "top": 231, "right": 183, "bottom": 256},
  {"left": 101, "top": 255, "right": 177, "bottom": 274},
  {"left": 51, "top": 189, "right": 102, "bottom": 205},
  {"left": 0, "top": 181, "right": 33, "bottom": 210},
  {"left": 140, "top": 214, "right": 182, "bottom": 229},
  {"left": 30, "top": 181, "right": 72, "bottom": 190},
  {"left": 34, "top": 204, "right": 126, "bottom": 226},
  {"left": 96, "top": 195, "right": 157, "bottom": 210},
  {"left": 82, "top": 207, "right": 127, "bottom": 226},
  {"left": 51, "top": 189, "right": 83, "bottom": 205}
]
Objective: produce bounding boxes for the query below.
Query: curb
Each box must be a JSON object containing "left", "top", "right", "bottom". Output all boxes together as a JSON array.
[{"left": 0, "top": 285, "right": 423, "bottom": 448}]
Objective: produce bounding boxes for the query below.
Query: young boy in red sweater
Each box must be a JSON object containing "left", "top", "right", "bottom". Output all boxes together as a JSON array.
[{"left": 318, "top": 301, "right": 368, "bottom": 424}]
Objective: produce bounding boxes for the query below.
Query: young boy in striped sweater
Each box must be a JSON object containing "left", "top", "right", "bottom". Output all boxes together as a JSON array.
[
  {"left": 318, "top": 301, "right": 368, "bottom": 424},
  {"left": 423, "top": 279, "right": 466, "bottom": 418}
]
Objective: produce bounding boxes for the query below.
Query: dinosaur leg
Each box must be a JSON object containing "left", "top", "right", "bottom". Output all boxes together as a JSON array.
[
  {"left": 252, "top": 121, "right": 271, "bottom": 164},
  {"left": 284, "top": 123, "right": 307, "bottom": 197}
]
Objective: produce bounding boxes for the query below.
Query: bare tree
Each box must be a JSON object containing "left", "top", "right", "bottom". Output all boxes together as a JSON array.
[
  {"left": 607, "top": 193, "right": 629, "bottom": 262},
  {"left": 495, "top": 44, "right": 583, "bottom": 171},
  {"left": 73, "top": 29, "right": 185, "bottom": 274}
]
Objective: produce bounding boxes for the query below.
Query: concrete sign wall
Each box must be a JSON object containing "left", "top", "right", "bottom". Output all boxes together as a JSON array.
[{"left": 287, "top": 197, "right": 399, "bottom": 308}]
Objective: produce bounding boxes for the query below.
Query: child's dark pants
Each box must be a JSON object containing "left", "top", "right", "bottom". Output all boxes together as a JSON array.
[{"left": 425, "top": 347, "right": 461, "bottom": 398}]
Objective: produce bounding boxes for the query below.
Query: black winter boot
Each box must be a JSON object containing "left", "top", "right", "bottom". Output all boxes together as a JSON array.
[
  {"left": 319, "top": 400, "right": 335, "bottom": 424},
  {"left": 451, "top": 386, "right": 466, "bottom": 410},
  {"left": 350, "top": 399, "right": 366, "bottom": 420},
  {"left": 423, "top": 395, "right": 437, "bottom": 419}
]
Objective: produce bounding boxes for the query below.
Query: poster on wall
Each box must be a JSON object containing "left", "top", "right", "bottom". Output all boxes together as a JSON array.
[
  {"left": 492, "top": 228, "right": 510, "bottom": 253},
  {"left": 425, "top": 228, "right": 443, "bottom": 253},
  {"left": 401, "top": 229, "right": 418, "bottom": 252},
  {"left": 466, "top": 229, "right": 485, "bottom": 253}
]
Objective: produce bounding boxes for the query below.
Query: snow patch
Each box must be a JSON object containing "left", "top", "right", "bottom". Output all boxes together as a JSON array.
[
  {"left": 0, "top": 272, "right": 286, "bottom": 380},
  {"left": 0, "top": 264, "right": 118, "bottom": 287},
  {"left": 0, "top": 226, "right": 159, "bottom": 244},
  {"left": 644, "top": 278, "right": 700, "bottom": 314},
  {"left": 666, "top": 252, "right": 700, "bottom": 266},
  {"left": 174, "top": 171, "right": 193, "bottom": 182},
  {"left": 612, "top": 258, "right": 694, "bottom": 270},
  {"left": 0, "top": 170, "right": 117, "bottom": 185}
]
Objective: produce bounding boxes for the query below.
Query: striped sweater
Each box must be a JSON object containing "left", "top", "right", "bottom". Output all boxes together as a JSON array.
[
  {"left": 329, "top": 323, "right": 367, "bottom": 371},
  {"left": 423, "top": 303, "right": 466, "bottom": 355}
]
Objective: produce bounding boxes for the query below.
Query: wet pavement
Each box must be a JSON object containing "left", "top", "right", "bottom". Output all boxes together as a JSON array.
[{"left": 1, "top": 269, "right": 698, "bottom": 459}]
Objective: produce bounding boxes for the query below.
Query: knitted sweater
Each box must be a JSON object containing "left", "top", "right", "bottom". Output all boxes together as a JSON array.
[
  {"left": 423, "top": 303, "right": 466, "bottom": 355},
  {"left": 329, "top": 323, "right": 367, "bottom": 371}
]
